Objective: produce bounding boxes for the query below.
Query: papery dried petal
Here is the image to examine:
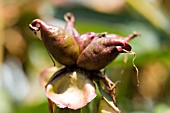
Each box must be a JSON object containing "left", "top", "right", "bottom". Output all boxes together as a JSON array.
[
  {"left": 45, "top": 68, "right": 96, "bottom": 110},
  {"left": 39, "top": 67, "right": 61, "bottom": 87}
]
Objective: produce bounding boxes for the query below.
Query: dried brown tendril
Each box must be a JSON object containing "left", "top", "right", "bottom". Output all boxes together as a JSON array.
[{"left": 122, "top": 49, "right": 140, "bottom": 86}]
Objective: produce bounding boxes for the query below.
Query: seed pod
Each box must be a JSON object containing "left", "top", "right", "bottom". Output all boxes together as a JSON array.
[
  {"left": 77, "top": 32, "right": 98, "bottom": 52},
  {"left": 29, "top": 19, "right": 80, "bottom": 66},
  {"left": 77, "top": 32, "right": 139, "bottom": 70},
  {"left": 64, "top": 13, "right": 98, "bottom": 52},
  {"left": 64, "top": 12, "right": 80, "bottom": 38}
]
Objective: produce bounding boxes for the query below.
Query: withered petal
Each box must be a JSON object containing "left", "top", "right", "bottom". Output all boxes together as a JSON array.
[{"left": 45, "top": 68, "right": 96, "bottom": 110}]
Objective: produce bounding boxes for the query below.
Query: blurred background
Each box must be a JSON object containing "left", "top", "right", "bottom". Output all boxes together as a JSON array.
[{"left": 0, "top": 0, "right": 170, "bottom": 113}]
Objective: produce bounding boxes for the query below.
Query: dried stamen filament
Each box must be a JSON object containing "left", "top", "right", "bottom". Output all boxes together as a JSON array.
[{"left": 122, "top": 49, "right": 140, "bottom": 86}]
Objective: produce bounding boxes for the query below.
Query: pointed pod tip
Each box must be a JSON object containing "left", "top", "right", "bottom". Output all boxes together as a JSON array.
[
  {"left": 29, "top": 19, "right": 48, "bottom": 31},
  {"left": 125, "top": 31, "right": 141, "bottom": 42},
  {"left": 29, "top": 23, "right": 39, "bottom": 32},
  {"left": 64, "top": 12, "right": 75, "bottom": 23}
]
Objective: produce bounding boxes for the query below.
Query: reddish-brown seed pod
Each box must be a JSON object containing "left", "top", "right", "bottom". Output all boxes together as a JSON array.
[
  {"left": 29, "top": 19, "right": 80, "bottom": 66},
  {"left": 76, "top": 32, "right": 98, "bottom": 52},
  {"left": 64, "top": 13, "right": 98, "bottom": 52},
  {"left": 64, "top": 12, "right": 80, "bottom": 38},
  {"left": 77, "top": 32, "right": 139, "bottom": 70}
]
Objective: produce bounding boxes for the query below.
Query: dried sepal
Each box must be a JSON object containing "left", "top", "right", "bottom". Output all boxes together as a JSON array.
[
  {"left": 99, "top": 99, "right": 121, "bottom": 113},
  {"left": 96, "top": 79, "right": 121, "bottom": 113},
  {"left": 48, "top": 98, "right": 54, "bottom": 113},
  {"left": 45, "top": 67, "right": 96, "bottom": 110},
  {"left": 39, "top": 66, "right": 62, "bottom": 88}
]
